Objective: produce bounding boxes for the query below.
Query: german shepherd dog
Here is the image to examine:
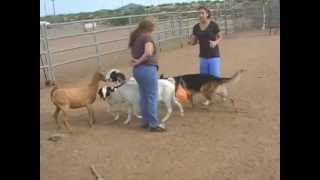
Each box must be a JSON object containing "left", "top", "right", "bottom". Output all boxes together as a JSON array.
[{"left": 160, "top": 69, "right": 247, "bottom": 110}]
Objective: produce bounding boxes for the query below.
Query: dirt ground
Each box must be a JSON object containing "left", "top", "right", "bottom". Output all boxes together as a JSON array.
[{"left": 40, "top": 30, "right": 279, "bottom": 180}]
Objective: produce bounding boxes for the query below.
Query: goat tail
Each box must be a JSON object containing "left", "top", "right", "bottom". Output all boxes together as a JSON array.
[
  {"left": 219, "top": 69, "right": 247, "bottom": 85},
  {"left": 50, "top": 85, "right": 59, "bottom": 98}
]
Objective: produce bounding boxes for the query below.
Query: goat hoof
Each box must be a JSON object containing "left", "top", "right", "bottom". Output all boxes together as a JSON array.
[
  {"left": 123, "top": 120, "right": 130, "bottom": 125},
  {"left": 180, "top": 112, "right": 184, "bottom": 117},
  {"left": 114, "top": 115, "right": 120, "bottom": 121},
  {"left": 159, "top": 123, "right": 166, "bottom": 129}
]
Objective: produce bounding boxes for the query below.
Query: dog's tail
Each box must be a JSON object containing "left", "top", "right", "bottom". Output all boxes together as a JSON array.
[{"left": 219, "top": 69, "right": 247, "bottom": 85}]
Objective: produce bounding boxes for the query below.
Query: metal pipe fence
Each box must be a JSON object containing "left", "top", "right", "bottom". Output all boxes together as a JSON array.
[{"left": 40, "top": 3, "right": 279, "bottom": 86}]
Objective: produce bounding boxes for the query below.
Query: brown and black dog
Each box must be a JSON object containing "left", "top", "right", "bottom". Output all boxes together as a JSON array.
[{"left": 161, "top": 69, "right": 246, "bottom": 110}]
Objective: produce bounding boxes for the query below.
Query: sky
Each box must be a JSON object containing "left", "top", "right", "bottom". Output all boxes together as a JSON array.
[{"left": 40, "top": 0, "right": 201, "bottom": 17}]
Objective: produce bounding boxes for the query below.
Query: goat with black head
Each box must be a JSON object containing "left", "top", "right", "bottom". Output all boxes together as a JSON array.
[{"left": 98, "top": 78, "right": 184, "bottom": 126}]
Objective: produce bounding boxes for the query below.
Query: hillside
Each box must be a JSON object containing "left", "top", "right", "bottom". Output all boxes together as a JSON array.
[{"left": 40, "top": 1, "right": 225, "bottom": 23}]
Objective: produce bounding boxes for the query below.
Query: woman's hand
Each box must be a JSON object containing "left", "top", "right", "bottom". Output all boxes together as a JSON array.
[
  {"left": 130, "top": 58, "right": 141, "bottom": 67},
  {"left": 188, "top": 35, "right": 198, "bottom": 45},
  {"left": 209, "top": 40, "right": 217, "bottom": 48},
  {"left": 210, "top": 32, "right": 222, "bottom": 48},
  {"left": 131, "top": 42, "right": 154, "bottom": 67}
]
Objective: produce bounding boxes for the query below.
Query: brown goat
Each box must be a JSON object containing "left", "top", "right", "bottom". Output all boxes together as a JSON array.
[{"left": 50, "top": 71, "right": 106, "bottom": 132}]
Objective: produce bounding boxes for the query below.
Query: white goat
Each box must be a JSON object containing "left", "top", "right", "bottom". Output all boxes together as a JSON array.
[{"left": 98, "top": 78, "right": 184, "bottom": 126}]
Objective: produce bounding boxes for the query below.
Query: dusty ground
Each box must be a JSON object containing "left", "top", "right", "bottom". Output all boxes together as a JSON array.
[{"left": 40, "top": 30, "right": 279, "bottom": 180}]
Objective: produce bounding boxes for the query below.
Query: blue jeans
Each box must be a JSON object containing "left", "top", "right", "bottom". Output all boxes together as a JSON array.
[
  {"left": 199, "top": 57, "right": 221, "bottom": 77},
  {"left": 133, "top": 65, "right": 159, "bottom": 128}
]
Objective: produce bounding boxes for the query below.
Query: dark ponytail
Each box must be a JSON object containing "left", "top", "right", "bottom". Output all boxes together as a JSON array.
[{"left": 128, "top": 19, "right": 155, "bottom": 48}]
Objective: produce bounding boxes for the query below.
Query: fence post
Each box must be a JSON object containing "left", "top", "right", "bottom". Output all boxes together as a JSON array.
[
  {"left": 92, "top": 22, "right": 101, "bottom": 67},
  {"left": 268, "top": 4, "right": 272, "bottom": 35},
  {"left": 157, "top": 32, "right": 161, "bottom": 53},
  {"left": 128, "top": 16, "right": 132, "bottom": 25},
  {"left": 40, "top": 36, "right": 49, "bottom": 82},
  {"left": 224, "top": 2, "right": 228, "bottom": 36},
  {"left": 41, "top": 23, "right": 56, "bottom": 85},
  {"left": 186, "top": 18, "right": 190, "bottom": 40},
  {"left": 40, "top": 54, "right": 48, "bottom": 82},
  {"left": 178, "top": 15, "right": 183, "bottom": 48},
  {"left": 93, "top": 34, "right": 101, "bottom": 67}
]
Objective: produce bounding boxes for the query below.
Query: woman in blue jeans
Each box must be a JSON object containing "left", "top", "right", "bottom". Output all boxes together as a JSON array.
[
  {"left": 188, "top": 6, "right": 223, "bottom": 77},
  {"left": 128, "top": 19, "right": 165, "bottom": 132}
]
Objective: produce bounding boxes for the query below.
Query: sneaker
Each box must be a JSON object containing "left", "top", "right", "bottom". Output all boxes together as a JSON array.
[
  {"left": 140, "top": 124, "right": 149, "bottom": 129},
  {"left": 148, "top": 126, "right": 166, "bottom": 132}
]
